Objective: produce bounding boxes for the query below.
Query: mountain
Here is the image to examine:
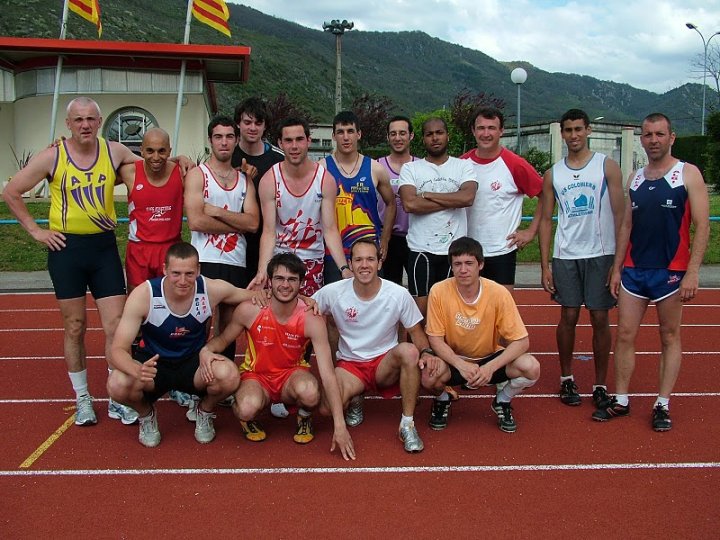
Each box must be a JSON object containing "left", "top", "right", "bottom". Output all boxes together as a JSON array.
[{"left": 0, "top": 0, "right": 713, "bottom": 134}]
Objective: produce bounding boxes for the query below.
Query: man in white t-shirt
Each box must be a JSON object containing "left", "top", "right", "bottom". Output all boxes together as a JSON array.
[
  {"left": 313, "top": 239, "right": 442, "bottom": 453},
  {"left": 398, "top": 117, "right": 477, "bottom": 316},
  {"left": 460, "top": 107, "right": 543, "bottom": 289}
]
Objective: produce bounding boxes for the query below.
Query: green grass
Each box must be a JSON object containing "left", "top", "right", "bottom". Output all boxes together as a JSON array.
[{"left": 0, "top": 196, "right": 717, "bottom": 271}]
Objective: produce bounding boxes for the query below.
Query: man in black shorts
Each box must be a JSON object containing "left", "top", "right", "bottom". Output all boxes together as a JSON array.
[{"left": 108, "top": 242, "right": 260, "bottom": 447}]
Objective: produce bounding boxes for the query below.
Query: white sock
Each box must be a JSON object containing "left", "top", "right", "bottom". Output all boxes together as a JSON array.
[
  {"left": 592, "top": 385, "right": 607, "bottom": 391},
  {"left": 68, "top": 370, "right": 89, "bottom": 398},
  {"left": 654, "top": 396, "right": 670, "bottom": 409},
  {"left": 436, "top": 391, "right": 450, "bottom": 402},
  {"left": 298, "top": 408, "right": 311, "bottom": 418},
  {"left": 560, "top": 375, "right": 574, "bottom": 383},
  {"left": 616, "top": 394, "right": 629, "bottom": 406},
  {"left": 498, "top": 376, "right": 537, "bottom": 402},
  {"left": 400, "top": 414, "right": 414, "bottom": 427}
]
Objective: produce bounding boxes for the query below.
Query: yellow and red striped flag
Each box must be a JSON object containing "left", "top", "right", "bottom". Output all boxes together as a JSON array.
[
  {"left": 192, "top": 0, "right": 231, "bottom": 37},
  {"left": 68, "top": 0, "right": 102, "bottom": 37}
]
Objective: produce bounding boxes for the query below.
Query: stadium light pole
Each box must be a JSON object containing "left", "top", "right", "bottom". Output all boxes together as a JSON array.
[
  {"left": 323, "top": 19, "right": 354, "bottom": 114},
  {"left": 510, "top": 67, "right": 528, "bottom": 153},
  {"left": 686, "top": 22, "right": 720, "bottom": 136}
]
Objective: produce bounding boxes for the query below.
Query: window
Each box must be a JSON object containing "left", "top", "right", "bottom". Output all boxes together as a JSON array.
[{"left": 103, "top": 107, "right": 159, "bottom": 155}]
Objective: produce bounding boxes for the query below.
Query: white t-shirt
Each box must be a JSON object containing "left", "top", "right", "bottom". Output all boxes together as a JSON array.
[
  {"left": 312, "top": 278, "right": 423, "bottom": 362},
  {"left": 397, "top": 157, "right": 476, "bottom": 255}
]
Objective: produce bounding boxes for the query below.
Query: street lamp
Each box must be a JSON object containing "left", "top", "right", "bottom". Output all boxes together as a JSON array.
[
  {"left": 323, "top": 19, "right": 354, "bottom": 114},
  {"left": 510, "top": 67, "right": 527, "bottom": 153},
  {"left": 686, "top": 22, "right": 720, "bottom": 135}
]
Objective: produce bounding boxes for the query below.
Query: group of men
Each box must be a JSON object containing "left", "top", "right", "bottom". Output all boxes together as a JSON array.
[{"left": 3, "top": 93, "right": 707, "bottom": 460}]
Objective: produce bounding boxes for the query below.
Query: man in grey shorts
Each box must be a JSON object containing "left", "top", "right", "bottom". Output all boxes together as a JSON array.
[{"left": 538, "top": 109, "right": 624, "bottom": 410}]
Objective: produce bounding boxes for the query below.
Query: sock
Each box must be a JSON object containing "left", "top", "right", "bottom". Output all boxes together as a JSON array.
[
  {"left": 616, "top": 394, "right": 629, "bottom": 406},
  {"left": 68, "top": 370, "right": 89, "bottom": 398},
  {"left": 498, "top": 376, "right": 537, "bottom": 403},
  {"left": 560, "top": 375, "right": 574, "bottom": 383},
  {"left": 654, "top": 396, "right": 670, "bottom": 409},
  {"left": 400, "top": 414, "right": 414, "bottom": 428},
  {"left": 298, "top": 408, "right": 311, "bottom": 418},
  {"left": 592, "top": 385, "right": 607, "bottom": 391},
  {"left": 436, "top": 391, "right": 450, "bottom": 402}
]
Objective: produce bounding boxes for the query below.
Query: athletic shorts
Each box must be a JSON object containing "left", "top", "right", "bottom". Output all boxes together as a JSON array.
[
  {"left": 301, "top": 258, "right": 324, "bottom": 296},
  {"left": 552, "top": 255, "right": 616, "bottom": 310},
  {"left": 481, "top": 250, "right": 517, "bottom": 286},
  {"left": 407, "top": 251, "right": 451, "bottom": 297},
  {"left": 337, "top": 354, "right": 400, "bottom": 399},
  {"left": 201, "top": 261, "right": 248, "bottom": 288},
  {"left": 135, "top": 350, "right": 205, "bottom": 403},
  {"left": 48, "top": 231, "right": 126, "bottom": 300},
  {"left": 621, "top": 267, "right": 684, "bottom": 302},
  {"left": 125, "top": 240, "right": 177, "bottom": 289},
  {"left": 240, "top": 366, "right": 310, "bottom": 403},
  {"left": 383, "top": 234, "right": 409, "bottom": 286},
  {"left": 446, "top": 349, "right": 509, "bottom": 387}
]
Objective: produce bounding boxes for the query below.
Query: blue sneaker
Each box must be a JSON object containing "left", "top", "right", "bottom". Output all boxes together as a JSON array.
[{"left": 108, "top": 399, "right": 139, "bottom": 425}]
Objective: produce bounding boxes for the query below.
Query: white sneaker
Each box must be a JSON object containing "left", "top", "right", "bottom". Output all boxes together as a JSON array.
[
  {"left": 270, "top": 402, "right": 289, "bottom": 418},
  {"left": 138, "top": 407, "right": 161, "bottom": 447},
  {"left": 108, "top": 399, "right": 139, "bottom": 425},
  {"left": 194, "top": 406, "right": 216, "bottom": 444},
  {"left": 186, "top": 395, "right": 199, "bottom": 422},
  {"left": 75, "top": 394, "right": 97, "bottom": 426}
]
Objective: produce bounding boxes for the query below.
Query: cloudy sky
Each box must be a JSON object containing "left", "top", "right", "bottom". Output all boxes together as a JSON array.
[{"left": 233, "top": 0, "right": 720, "bottom": 94}]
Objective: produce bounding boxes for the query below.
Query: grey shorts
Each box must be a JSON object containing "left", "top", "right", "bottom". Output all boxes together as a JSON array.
[{"left": 552, "top": 255, "right": 616, "bottom": 310}]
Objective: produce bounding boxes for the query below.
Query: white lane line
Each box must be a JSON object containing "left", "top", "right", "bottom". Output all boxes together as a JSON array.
[{"left": 2, "top": 461, "right": 719, "bottom": 477}]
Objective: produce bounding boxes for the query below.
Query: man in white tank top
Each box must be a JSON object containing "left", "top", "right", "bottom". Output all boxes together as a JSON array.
[{"left": 538, "top": 109, "right": 624, "bottom": 411}]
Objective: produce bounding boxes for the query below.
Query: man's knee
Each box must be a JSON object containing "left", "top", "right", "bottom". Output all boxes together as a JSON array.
[
  {"left": 396, "top": 342, "right": 420, "bottom": 369},
  {"left": 515, "top": 354, "right": 540, "bottom": 381},
  {"left": 292, "top": 376, "right": 320, "bottom": 408},
  {"left": 106, "top": 370, "right": 135, "bottom": 401},
  {"left": 589, "top": 310, "right": 610, "bottom": 329},
  {"left": 212, "top": 360, "right": 240, "bottom": 389},
  {"left": 233, "top": 391, "right": 263, "bottom": 421},
  {"left": 559, "top": 307, "right": 581, "bottom": 327}
]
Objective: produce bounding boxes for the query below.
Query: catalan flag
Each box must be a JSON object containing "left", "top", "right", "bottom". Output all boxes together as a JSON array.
[
  {"left": 68, "top": 0, "right": 102, "bottom": 37},
  {"left": 192, "top": 0, "right": 231, "bottom": 37}
]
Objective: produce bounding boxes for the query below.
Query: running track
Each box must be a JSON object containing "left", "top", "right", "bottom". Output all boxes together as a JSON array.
[{"left": 1, "top": 289, "right": 718, "bottom": 538}]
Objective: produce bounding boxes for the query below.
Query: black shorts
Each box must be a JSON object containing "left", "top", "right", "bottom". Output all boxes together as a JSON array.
[
  {"left": 135, "top": 350, "right": 205, "bottom": 403},
  {"left": 201, "top": 261, "right": 248, "bottom": 288},
  {"left": 407, "top": 251, "right": 451, "bottom": 297},
  {"left": 383, "top": 234, "right": 409, "bottom": 286},
  {"left": 446, "top": 350, "right": 509, "bottom": 387},
  {"left": 48, "top": 231, "right": 126, "bottom": 300},
  {"left": 480, "top": 250, "right": 517, "bottom": 286}
]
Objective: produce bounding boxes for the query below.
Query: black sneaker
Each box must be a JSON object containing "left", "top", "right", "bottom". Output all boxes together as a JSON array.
[
  {"left": 491, "top": 398, "right": 517, "bottom": 433},
  {"left": 429, "top": 399, "right": 451, "bottom": 430},
  {"left": 592, "top": 398, "right": 630, "bottom": 421},
  {"left": 651, "top": 405, "right": 672, "bottom": 432},
  {"left": 560, "top": 379, "right": 581, "bottom": 406},
  {"left": 592, "top": 386, "right": 611, "bottom": 409}
]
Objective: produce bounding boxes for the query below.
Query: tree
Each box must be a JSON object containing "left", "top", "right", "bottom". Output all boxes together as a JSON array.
[
  {"left": 691, "top": 43, "right": 720, "bottom": 110},
  {"left": 449, "top": 88, "right": 506, "bottom": 154},
  {"left": 522, "top": 147, "right": 552, "bottom": 175},
  {"left": 703, "top": 110, "right": 720, "bottom": 191},
  {"left": 410, "top": 109, "right": 466, "bottom": 158},
  {"left": 351, "top": 93, "right": 396, "bottom": 150},
  {"left": 263, "top": 92, "right": 315, "bottom": 144}
]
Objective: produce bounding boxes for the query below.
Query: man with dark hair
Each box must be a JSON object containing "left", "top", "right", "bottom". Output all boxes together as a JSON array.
[
  {"left": 232, "top": 97, "right": 285, "bottom": 279},
  {"left": 319, "top": 110, "right": 396, "bottom": 284},
  {"left": 377, "top": 115, "right": 418, "bottom": 286},
  {"left": 539, "top": 108, "right": 624, "bottom": 409},
  {"left": 108, "top": 242, "right": 261, "bottom": 447},
  {"left": 312, "top": 238, "right": 442, "bottom": 453},
  {"left": 593, "top": 113, "right": 709, "bottom": 431},
  {"left": 460, "top": 106, "right": 543, "bottom": 289},
  {"left": 200, "top": 252, "right": 355, "bottom": 459},
  {"left": 398, "top": 117, "right": 477, "bottom": 317},
  {"left": 423, "top": 236, "right": 540, "bottom": 433},
  {"left": 185, "top": 115, "right": 259, "bottom": 364}
]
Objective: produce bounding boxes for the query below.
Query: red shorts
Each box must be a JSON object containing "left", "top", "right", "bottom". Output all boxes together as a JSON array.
[
  {"left": 126, "top": 241, "right": 176, "bottom": 289},
  {"left": 337, "top": 354, "right": 400, "bottom": 399},
  {"left": 240, "top": 366, "right": 310, "bottom": 403},
  {"left": 301, "top": 258, "right": 324, "bottom": 296}
]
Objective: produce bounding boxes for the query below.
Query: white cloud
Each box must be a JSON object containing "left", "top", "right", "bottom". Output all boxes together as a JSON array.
[{"left": 234, "top": 0, "right": 720, "bottom": 93}]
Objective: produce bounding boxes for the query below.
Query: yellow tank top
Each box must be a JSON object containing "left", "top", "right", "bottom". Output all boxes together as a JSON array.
[{"left": 49, "top": 137, "right": 117, "bottom": 233}]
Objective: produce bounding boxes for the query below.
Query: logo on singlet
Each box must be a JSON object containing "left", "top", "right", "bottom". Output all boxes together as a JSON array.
[
  {"left": 345, "top": 306, "right": 358, "bottom": 321},
  {"left": 490, "top": 180, "right": 501, "bottom": 191},
  {"left": 170, "top": 327, "right": 190, "bottom": 338}
]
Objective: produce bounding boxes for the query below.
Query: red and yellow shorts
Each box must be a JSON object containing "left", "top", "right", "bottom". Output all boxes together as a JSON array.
[{"left": 240, "top": 366, "right": 310, "bottom": 403}]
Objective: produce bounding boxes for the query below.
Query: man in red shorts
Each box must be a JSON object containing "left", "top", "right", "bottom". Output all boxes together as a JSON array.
[{"left": 201, "top": 252, "right": 355, "bottom": 460}]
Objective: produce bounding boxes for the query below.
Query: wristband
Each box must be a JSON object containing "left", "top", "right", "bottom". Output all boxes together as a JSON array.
[
  {"left": 340, "top": 265, "right": 350, "bottom": 272},
  {"left": 420, "top": 347, "right": 434, "bottom": 356}
]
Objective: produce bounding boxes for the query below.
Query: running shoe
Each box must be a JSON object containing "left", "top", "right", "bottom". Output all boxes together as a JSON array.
[
  {"left": 592, "top": 386, "right": 612, "bottom": 409},
  {"left": 108, "top": 399, "right": 139, "bottom": 425},
  {"left": 560, "top": 379, "right": 581, "bottom": 406},
  {"left": 270, "top": 402, "right": 290, "bottom": 418},
  {"left": 168, "top": 390, "right": 193, "bottom": 408},
  {"left": 429, "top": 399, "right": 451, "bottom": 430},
  {"left": 194, "top": 407, "right": 216, "bottom": 444},
  {"left": 239, "top": 420, "right": 267, "bottom": 442},
  {"left": 293, "top": 414, "right": 314, "bottom": 444},
  {"left": 345, "top": 395, "right": 364, "bottom": 427},
  {"left": 185, "top": 395, "right": 199, "bottom": 422},
  {"left": 138, "top": 407, "right": 161, "bottom": 448},
  {"left": 651, "top": 404, "right": 672, "bottom": 432},
  {"left": 398, "top": 422, "right": 424, "bottom": 453},
  {"left": 75, "top": 394, "right": 97, "bottom": 426},
  {"left": 491, "top": 398, "right": 517, "bottom": 433},
  {"left": 592, "top": 398, "right": 630, "bottom": 421}
]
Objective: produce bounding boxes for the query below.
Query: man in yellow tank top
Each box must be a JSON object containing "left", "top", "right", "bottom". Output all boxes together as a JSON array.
[{"left": 3, "top": 97, "right": 151, "bottom": 428}]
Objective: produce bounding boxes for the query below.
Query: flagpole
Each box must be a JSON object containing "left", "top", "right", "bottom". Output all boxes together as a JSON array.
[
  {"left": 50, "top": 0, "right": 71, "bottom": 144},
  {"left": 173, "top": 1, "right": 194, "bottom": 152}
]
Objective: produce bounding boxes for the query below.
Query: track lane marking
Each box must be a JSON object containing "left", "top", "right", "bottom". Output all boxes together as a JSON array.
[{"left": 19, "top": 406, "right": 76, "bottom": 469}]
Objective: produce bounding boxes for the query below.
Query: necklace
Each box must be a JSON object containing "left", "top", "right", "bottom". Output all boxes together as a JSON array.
[
  {"left": 210, "top": 166, "right": 235, "bottom": 182},
  {"left": 335, "top": 152, "right": 360, "bottom": 177}
]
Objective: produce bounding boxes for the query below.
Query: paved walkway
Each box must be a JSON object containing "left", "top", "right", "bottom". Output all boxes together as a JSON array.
[{"left": 2, "top": 264, "right": 720, "bottom": 292}]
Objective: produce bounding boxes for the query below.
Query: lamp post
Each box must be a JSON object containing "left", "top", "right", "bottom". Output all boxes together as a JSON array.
[
  {"left": 510, "top": 67, "right": 528, "bottom": 153},
  {"left": 323, "top": 19, "right": 354, "bottom": 114},
  {"left": 686, "top": 22, "right": 720, "bottom": 135}
]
